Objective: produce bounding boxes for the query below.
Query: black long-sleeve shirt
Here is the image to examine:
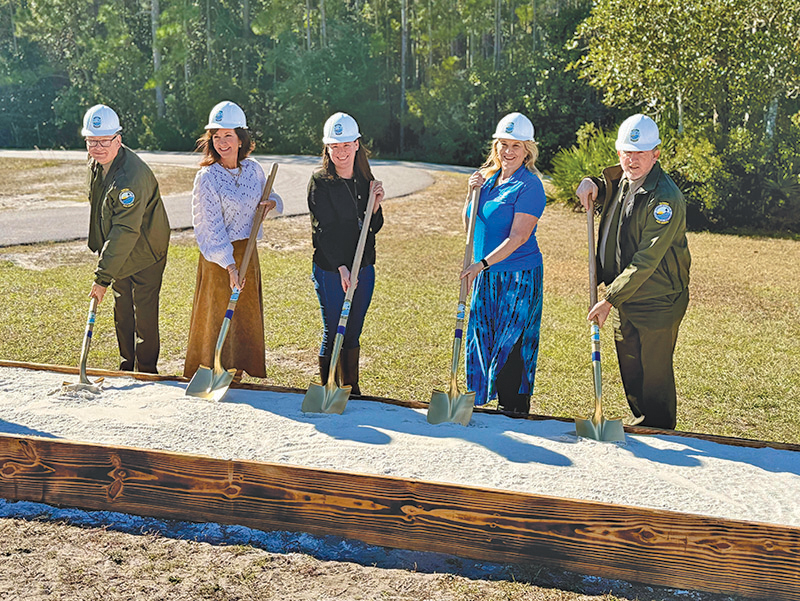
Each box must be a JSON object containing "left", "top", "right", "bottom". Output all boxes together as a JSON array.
[{"left": 307, "top": 170, "right": 384, "bottom": 272}]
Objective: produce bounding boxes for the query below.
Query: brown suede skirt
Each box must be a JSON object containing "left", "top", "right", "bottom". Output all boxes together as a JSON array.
[{"left": 183, "top": 239, "right": 266, "bottom": 378}]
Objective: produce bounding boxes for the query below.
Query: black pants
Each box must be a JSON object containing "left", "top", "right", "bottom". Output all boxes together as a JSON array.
[
  {"left": 111, "top": 255, "right": 167, "bottom": 373},
  {"left": 613, "top": 288, "right": 689, "bottom": 429},
  {"left": 495, "top": 339, "right": 530, "bottom": 414}
]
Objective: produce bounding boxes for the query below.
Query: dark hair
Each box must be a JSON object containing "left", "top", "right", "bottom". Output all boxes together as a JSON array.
[
  {"left": 321, "top": 140, "right": 374, "bottom": 181},
  {"left": 196, "top": 128, "right": 255, "bottom": 167}
]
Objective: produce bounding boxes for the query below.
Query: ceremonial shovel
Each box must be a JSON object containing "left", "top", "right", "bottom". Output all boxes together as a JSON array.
[
  {"left": 62, "top": 297, "right": 104, "bottom": 393},
  {"left": 574, "top": 199, "right": 625, "bottom": 442},
  {"left": 301, "top": 182, "right": 377, "bottom": 415},
  {"left": 185, "top": 163, "right": 278, "bottom": 401},
  {"left": 426, "top": 186, "right": 480, "bottom": 426}
]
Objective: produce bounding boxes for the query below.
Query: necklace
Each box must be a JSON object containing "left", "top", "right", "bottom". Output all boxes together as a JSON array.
[
  {"left": 224, "top": 164, "right": 242, "bottom": 188},
  {"left": 343, "top": 177, "right": 363, "bottom": 229}
]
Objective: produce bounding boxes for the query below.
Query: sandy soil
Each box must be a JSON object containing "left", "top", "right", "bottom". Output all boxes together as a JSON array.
[
  {"left": 0, "top": 366, "right": 777, "bottom": 600},
  {"left": 2, "top": 367, "right": 799, "bottom": 528}
]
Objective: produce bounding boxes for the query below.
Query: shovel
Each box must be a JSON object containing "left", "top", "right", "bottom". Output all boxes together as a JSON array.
[
  {"left": 427, "top": 186, "right": 480, "bottom": 426},
  {"left": 185, "top": 162, "right": 279, "bottom": 401},
  {"left": 62, "top": 297, "right": 104, "bottom": 393},
  {"left": 574, "top": 200, "right": 625, "bottom": 442},
  {"left": 302, "top": 182, "right": 378, "bottom": 415}
]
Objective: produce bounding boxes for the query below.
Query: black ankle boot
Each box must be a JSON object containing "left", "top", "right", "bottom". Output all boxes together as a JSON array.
[
  {"left": 318, "top": 354, "right": 333, "bottom": 384},
  {"left": 498, "top": 394, "right": 530, "bottom": 414},
  {"left": 339, "top": 347, "right": 361, "bottom": 395}
]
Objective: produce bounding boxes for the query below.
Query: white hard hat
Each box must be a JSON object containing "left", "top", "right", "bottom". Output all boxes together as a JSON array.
[
  {"left": 205, "top": 101, "right": 248, "bottom": 130},
  {"left": 492, "top": 112, "right": 535, "bottom": 142},
  {"left": 322, "top": 112, "right": 361, "bottom": 144},
  {"left": 81, "top": 104, "right": 122, "bottom": 137},
  {"left": 616, "top": 114, "right": 661, "bottom": 151}
]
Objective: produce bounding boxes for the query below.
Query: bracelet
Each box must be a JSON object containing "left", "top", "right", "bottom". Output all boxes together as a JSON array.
[{"left": 480, "top": 258, "right": 489, "bottom": 270}]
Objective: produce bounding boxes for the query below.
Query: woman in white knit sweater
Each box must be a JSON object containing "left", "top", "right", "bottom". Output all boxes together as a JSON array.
[{"left": 183, "top": 101, "right": 283, "bottom": 380}]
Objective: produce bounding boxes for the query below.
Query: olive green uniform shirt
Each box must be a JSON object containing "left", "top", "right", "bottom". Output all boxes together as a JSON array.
[
  {"left": 591, "top": 162, "right": 691, "bottom": 309},
  {"left": 87, "top": 146, "right": 171, "bottom": 287}
]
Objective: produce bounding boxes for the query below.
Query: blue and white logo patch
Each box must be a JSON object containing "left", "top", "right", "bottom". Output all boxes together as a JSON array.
[
  {"left": 214, "top": 110, "right": 224, "bottom": 122},
  {"left": 654, "top": 202, "right": 672, "bottom": 224},
  {"left": 92, "top": 115, "right": 102, "bottom": 129},
  {"left": 630, "top": 128, "right": 640, "bottom": 142},
  {"left": 333, "top": 123, "right": 343, "bottom": 136},
  {"left": 119, "top": 189, "right": 136, "bottom": 207},
  {"left": 505, "top": 121, "right": 515, "bottom": 134}
]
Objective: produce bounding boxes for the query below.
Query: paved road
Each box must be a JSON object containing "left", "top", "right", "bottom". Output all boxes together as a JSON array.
[{"left": 1, "top": 149, "right": 465, "bottom": 247}]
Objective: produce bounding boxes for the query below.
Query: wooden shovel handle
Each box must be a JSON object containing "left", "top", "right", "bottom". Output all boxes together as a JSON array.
[
  {"left": 238, "top": 163, "right": 279, "bottom": 280},
  {"left": 343, "top": 181, "right": 378, "bottom": 304},
  {"left": 458, "top": 186, "right": 481, "bottom": 305},
  {"left": 587, "top": 198, "right": 599, "bottom": 308}
]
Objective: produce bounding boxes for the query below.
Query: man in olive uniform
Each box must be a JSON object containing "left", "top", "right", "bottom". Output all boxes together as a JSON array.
[
  {"left": 82, "top": 104, "right": 171, "bottom": 373},
  {"left": 576, "top": 114, "right": 691, "bottom": 430}
]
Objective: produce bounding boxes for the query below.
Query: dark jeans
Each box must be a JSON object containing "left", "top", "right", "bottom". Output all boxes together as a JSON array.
[
  {"left": 312, "top": 263, "right": 375, "bottom": 356},
  {"left": 112, "top": 255, "right": 167, "bottom": 373}
]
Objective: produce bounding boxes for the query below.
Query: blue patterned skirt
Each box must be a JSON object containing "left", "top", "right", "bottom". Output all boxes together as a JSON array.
[{"left": 465, "top": 266, "right": 543, "bottom": 405}]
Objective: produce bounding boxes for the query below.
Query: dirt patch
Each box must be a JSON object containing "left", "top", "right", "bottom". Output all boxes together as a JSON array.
[
  {"left": 0, "top": 241, "right": 95, "bottom": 271},
  {"left": 0, "top": 517, "right": 743, "bottom": 601},
  {"left": 0, "top": 158, "right": 196, "bottom": 211}
]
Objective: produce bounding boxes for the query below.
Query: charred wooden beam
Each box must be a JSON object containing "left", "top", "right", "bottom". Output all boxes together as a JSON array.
[{"left": 0, "top": 433, "right": 797, "bottom": 600}]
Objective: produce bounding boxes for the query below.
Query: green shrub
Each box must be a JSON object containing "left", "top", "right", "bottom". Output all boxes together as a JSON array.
[
  {"left": 548, "top": 123, "right": 617, "bottom": 206},
  {"left": 550, "top": 118, "right": 800, "bottom": 234},
  {"left": 664, "top": 120, "right": 800, "bottom": 232}
]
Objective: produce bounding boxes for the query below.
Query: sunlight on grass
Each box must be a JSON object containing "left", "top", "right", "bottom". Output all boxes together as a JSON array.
[{"left": 1, "top": 171, "right": 799, "bottom": 443}]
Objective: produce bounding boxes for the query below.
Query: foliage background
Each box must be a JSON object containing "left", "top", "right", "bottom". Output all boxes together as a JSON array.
[{"left": 1, "top": 0, "right": 799, "bottom": 231}]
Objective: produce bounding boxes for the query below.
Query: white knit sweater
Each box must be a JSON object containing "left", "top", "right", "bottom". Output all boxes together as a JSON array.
[{"left": 191, "top": 158, "right": 283, "bottom": 268}]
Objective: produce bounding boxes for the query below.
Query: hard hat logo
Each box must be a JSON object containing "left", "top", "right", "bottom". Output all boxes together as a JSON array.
[
  {"left": 630, "top": 129, "right": 640, "bottom": 142},
  {"left": 214, "top": 110, "right": 224, "bottom": 122},
  {"left": 92, "top": 116, "right": 102, "bottom": 129},
  {"left": 333, "top": 123, "right": 343, "bottom": 136},
  {"left": 505, "top": 122, "right": 515, "bottom": 134}
]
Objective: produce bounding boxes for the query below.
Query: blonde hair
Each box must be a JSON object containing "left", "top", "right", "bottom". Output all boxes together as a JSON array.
[{"left": 479, "top": 138, "right": 540, "bottom": 179}]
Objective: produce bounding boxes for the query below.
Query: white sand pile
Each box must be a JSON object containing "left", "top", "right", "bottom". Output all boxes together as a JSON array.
[{"left": 0, "top": 366, "right": 798, "bottom": 528}]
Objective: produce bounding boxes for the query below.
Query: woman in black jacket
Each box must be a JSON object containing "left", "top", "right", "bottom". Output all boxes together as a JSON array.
[{"left": 307, "top": 112, "right": 385, "bottom": 394}]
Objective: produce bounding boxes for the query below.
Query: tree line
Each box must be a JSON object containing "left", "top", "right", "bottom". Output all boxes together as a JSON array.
[{"left": 1, "top": 0, "right": 799, "bottom": 231}]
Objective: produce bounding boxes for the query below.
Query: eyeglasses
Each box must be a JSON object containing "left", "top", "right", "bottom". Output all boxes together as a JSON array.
[{"left": 86, "top": 135, "right": 118, "bottom": 148}]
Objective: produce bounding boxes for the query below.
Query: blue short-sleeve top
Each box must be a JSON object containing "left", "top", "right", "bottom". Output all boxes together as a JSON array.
[{"left": 468, "top": 165, "right": 547, "bottom": 272}]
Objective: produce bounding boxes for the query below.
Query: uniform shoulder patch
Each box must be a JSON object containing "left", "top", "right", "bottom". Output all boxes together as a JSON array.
[
  {"left": 653, "top": 202, "right": 672, "bottom": 224},
  {"left": 118, "top": 189, "right": 136, "bottom": 207}
]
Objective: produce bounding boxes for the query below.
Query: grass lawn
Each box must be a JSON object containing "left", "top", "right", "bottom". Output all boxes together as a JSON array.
[{"left": 0, "top": 170, "right": 798, "bottom": 444}]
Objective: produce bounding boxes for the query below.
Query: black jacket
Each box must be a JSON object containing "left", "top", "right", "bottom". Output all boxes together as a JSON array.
[{"left": 307, "top": 170, "right": 384, "bottom": 272}]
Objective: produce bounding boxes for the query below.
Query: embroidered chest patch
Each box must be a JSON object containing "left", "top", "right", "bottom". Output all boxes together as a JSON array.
[
  {"left": 119, "top": 189, "right": 136, "bottom": 207},
  {"left": 653, "top": 202, "right": 672, "bottom": 224}
]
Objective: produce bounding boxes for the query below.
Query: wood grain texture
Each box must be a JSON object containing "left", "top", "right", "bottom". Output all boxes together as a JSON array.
[{"left": 0, "top": 433, "right": 797, "bottom": 600}]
